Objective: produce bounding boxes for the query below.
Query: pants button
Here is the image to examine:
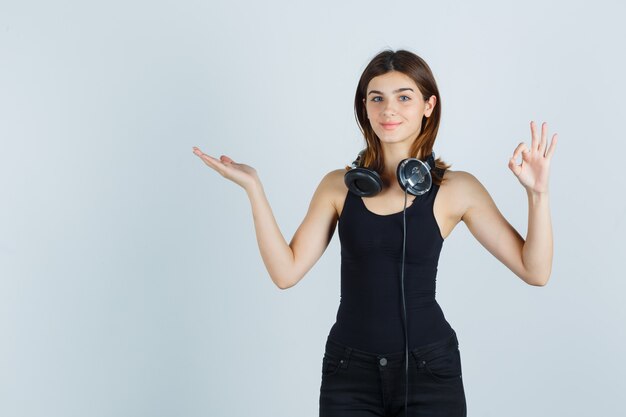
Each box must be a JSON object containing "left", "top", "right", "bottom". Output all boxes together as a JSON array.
[{"left": 379, "top": 357, "right": 387, "bottom": 366}]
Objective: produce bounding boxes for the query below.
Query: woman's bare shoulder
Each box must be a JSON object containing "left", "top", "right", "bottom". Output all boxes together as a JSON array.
[
  {"left": 320, "top": 168, "right": 348, "bottom": 188},
  {"left": 437, "top": 169, "right": 480, "bottom": 216},
  {"left": 442, "top": 168, "right": 465, "bottom": 179},
  {"left": 317, "top": 168, "right": 349, "bottom": 217},
  {"left": 441, "top": 169, "right": 481, "bottom": 189},
  {"left": 439, "top": 169, "right": 493, "bottom": 219}
]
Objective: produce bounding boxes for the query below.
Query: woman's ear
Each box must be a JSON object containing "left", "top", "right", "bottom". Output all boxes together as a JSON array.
[{"left": 424, "top": 96, "right": 437, "bottom": 117}]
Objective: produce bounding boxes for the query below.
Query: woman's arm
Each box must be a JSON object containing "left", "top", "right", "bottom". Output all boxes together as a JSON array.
[
  {"left": 245, "top": 172, "right": 340, "bottom": 289},
  {"left": 459, "top": 121, "right": 558, "bottom": 286},
  {"left": 522, "top": 190, "right": 552, "bottom": 285},
  {"left": 192, "top": 147, "right": 340, "bottom": 289}
]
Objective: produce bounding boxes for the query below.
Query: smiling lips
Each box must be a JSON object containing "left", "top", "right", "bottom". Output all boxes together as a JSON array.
[{"left": 381, "top": 122, "right": 402, "bottom": 130}]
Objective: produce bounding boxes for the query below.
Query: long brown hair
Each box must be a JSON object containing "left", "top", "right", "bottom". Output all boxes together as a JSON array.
[{"left": 350, "top": 49, "right": 451, "bottom": 186}]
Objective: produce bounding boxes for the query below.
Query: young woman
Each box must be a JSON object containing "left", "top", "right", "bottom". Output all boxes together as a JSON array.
[{"left": 193, "top": 49, "right": 557, "bottom": 417}]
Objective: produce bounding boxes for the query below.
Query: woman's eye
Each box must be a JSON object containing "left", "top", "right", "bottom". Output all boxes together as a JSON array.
[{"left": 370, "top": 96, "right": 411, "bottom": 102}]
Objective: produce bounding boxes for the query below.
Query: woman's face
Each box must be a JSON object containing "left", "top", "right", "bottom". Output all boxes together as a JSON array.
[{"left": 363, "top": 71, "right": 435, "bottom": 146}]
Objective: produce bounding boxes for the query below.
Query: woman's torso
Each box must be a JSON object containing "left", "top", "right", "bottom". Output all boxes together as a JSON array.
[{"left": 326, "top": 169, "right": 465, "bottom": 354}]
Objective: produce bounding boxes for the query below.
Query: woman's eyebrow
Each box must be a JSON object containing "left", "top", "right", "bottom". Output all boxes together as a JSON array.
[{"left": 367, "top": 88, "right": 414, "bottom": 96}]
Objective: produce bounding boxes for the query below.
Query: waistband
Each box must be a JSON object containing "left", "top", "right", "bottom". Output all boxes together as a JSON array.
[{"left": 324, "top": 329, "right": 458, "bottom": 368}]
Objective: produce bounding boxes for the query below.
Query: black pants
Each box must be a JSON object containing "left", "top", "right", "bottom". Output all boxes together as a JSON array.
[{"left": 319, "top": 330, "right": 466, "bottom": 417}]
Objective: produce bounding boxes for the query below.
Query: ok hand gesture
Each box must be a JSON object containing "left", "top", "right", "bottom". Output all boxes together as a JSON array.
[{"left": 508, "top": 121, "right": 558, "bottom": 194}]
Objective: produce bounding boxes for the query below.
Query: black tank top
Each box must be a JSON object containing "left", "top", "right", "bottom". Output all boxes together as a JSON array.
[{"left": 327, "top": 178, "right": 455, "bottom": 354}]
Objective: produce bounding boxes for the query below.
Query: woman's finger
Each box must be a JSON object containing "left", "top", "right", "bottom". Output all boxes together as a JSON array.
[
  {"left": 193, "top": 148, "right": 215, "bottom": 163},
  {"left": 530, "top": 121, "right": 538, "bottom": 152},
  {"left": 511, "top": 141, "right": 528, "bottom": 162},
  {"left": 508, "top": 157, "right": 522, "bottom": 176},
  {"left": 201, "top": 153, "right": 222, "bottom": 166},
  {"left": 545, "top": 134, "right": 558, "bottom": 159},
  {"left": 192, "top": 146, "right": 209, "bottom": 159},
  {"left": 193, "top": 147, "right": 226, "bottom": 171},
  {"left": 220, "top": 155, "right": 237, "bottom": 167},
  {"left": 538, "top": 122, "right": 547, "bottom": 153}
]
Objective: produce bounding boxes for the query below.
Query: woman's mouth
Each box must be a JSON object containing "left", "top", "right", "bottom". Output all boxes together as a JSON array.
[{"left": 381, "top": 122, "right": 401, "bottom": 130}]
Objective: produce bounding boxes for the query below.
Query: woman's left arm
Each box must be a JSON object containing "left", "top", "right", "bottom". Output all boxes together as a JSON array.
[{"left": 461, "top": 121, "right": 558, "bottom": 286}]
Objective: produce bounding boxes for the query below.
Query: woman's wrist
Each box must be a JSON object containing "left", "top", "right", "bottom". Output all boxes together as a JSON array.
[
  {"left": 245, "top": 176, "right": 263, "bottom": 196},
  {"left": 526, "top": 187, "right": 549, "bottom": 204}
]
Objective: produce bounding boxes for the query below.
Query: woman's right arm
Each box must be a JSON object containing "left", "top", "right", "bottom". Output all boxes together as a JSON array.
[
  {"left": 246, "top": 171, "right": 340, "bottom": 289},
  {"left": 193, "top": 147, "right": 341, "bottom": 289}
]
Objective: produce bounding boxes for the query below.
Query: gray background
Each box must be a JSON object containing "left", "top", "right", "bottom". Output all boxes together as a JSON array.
[{"left": 1, "top": 0, "right": 625, "bottom": 416}]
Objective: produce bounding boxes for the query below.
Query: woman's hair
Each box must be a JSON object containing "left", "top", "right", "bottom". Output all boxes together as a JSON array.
[{"left": 350, "top": 49, "right": 451, "bottom": 186}]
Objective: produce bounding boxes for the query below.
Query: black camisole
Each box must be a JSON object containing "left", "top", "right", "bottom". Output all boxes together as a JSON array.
[{"left": 327, "top": 178, "right": 455, "bottom": 354}]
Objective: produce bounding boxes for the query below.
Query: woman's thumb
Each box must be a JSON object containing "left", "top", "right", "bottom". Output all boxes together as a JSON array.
[{"left": 220, "top": 155, "right": 234, "bottom": 164}]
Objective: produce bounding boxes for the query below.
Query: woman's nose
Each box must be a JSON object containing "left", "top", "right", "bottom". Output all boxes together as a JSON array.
[
  {"left": 382, "top": 100, "right": 398, "bottom": 116},
  {"left": 382, "top": 105, "right": 397, "bottom": 116}
]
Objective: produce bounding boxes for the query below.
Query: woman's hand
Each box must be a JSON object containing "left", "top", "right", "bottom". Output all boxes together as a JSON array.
[
  {"left": 192, "top": 146, "right": 260, "bottom": 191},
  {"left": 508, "top": 121, "right": 558, "bottom": 194}
]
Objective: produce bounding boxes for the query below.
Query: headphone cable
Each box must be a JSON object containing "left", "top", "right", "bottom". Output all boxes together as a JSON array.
[{"left": 401, "top": 187, "right": 409, "bottom": 417}]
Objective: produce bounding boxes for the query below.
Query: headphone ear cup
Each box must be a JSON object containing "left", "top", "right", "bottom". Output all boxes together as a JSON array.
[
  {"left": 396, "top": 158, "right": 433, "bottom": 196},
  {"left": 344, "top": 168, "right": 383, "bottom": 197}
]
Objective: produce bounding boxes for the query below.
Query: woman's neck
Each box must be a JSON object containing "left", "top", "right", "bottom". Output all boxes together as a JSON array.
[{"left": 380, "top": 145, "right": 425, "bottom": 184}]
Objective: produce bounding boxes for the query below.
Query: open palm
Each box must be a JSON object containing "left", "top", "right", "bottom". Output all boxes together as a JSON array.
[
  {"left": 508, "top": 121, "right": 558, "bottom": 193},
  {"left": 193, "top": 146, "right": 259, "bottom": 190}
]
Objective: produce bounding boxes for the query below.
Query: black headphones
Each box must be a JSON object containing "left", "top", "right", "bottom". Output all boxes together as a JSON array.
[{"left": 344, "top": 149, "right": 437, "bottom": 197}]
